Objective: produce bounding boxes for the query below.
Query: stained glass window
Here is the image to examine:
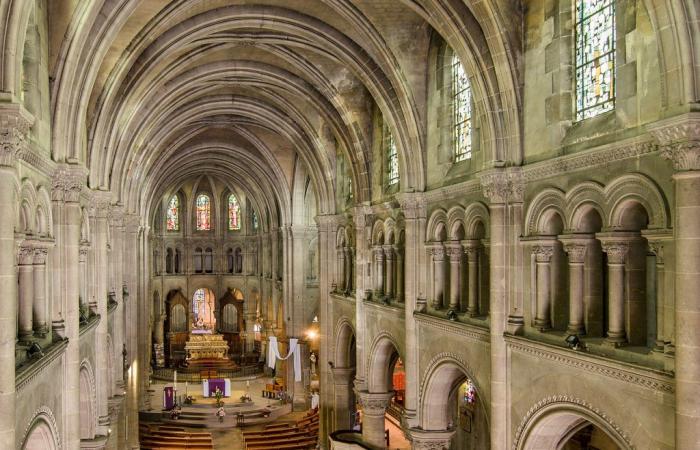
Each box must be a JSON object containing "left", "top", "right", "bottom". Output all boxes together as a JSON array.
[
  {"left": 227, "top": 194, "right": 241, "bottom": 230},
  {"left": 575, "top": 0, "right": 615, "bottom": 120},
  {"left": 166, "top": 195, "right": 179, "bottom": 231},
  {"left": 387, "top": 129, "right": 399, "bottom": 186},
  {"left": 196, "top": 194, "right": 211, "bottom": 231},
  {"left": 452, "top": 53, "right": 472, "bottom": 162}
]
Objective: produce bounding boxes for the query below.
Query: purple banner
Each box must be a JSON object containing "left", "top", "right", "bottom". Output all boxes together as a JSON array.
[{"left": 163, "top": 386, "right": 175, "bottom": 409}]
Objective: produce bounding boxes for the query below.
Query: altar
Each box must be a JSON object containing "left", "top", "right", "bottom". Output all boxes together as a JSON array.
[
  {"left": 202, "top": 378, "right": 231, "bottom": 397},
  {"left": 184, "top": 333, "right": 230, "bottom": 360}
]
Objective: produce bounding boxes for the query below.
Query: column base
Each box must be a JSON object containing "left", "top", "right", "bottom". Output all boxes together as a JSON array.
[
  {"left": 18, "top": 331, "right": 35, "bottom": 344},
  {"left": 603, "top": 333, "right": 627, "bottom": 348},
  {"left": 652, "top": 340, "right": 665, "bottom": 353},
  {"left": 566, "top": 324, "right": 585, "bottom": 336},
  {"left": 507, "top": 315, "right": 524, "bottom": 335},
  {"left": 534, "top": 318, "right": 551, "bottom": 332},
  {"left": 407, "top": 428, "right": 455, "bottom": 450}
]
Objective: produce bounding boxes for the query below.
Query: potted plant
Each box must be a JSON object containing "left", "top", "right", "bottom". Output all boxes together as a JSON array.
[{"left": 213, "top": 387, "right": 224, "bottom": 408}]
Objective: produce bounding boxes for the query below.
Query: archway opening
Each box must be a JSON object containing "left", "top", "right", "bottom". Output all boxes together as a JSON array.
[
  {"left": 23, "top": 417, "right": 59, "bottom": 450},
  {"left": 79, "top": 366, "right": 95, "bottom": 440},
  {"left": 192, "top": 288, "right": 216, "bottom": 333},
  {"left": 521, "top": 410, "right": 625, "bottom": 450}
]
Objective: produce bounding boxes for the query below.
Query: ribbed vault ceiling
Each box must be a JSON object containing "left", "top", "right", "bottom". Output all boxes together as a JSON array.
[{"left": 44, "top": 0, "right": 522, "bottom": 223}]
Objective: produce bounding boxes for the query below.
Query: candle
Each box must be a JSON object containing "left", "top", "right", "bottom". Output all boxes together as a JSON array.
[{"left": 174, "top": 370, "right": 177, "bottom": 391}]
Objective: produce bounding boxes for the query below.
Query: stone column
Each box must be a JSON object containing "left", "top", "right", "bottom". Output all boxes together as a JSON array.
[
  {"left": 383, "top": 245, "right": 394, "bottom": 299},
  {"left": 397, "top": 193, "right": 426, "bottom": 427},
  {"left": 357, "top": 391, "right": 392, "bottom": 448},
  {"left": 346, "top": 248, "right": 354, "bottom": 293},
  {"left": 352, "top": 206, "right": 374, "bottom": 392},
  {"left": 111, "top": 208, "right": 126, "bottom": 388},
  {"left": 407, "top": 429, "right": 455, "bottom": 450},
  {"left": 446, "top": 242, "right": 462, "bottom": 311},
  {"left": 17, "top": 244, "right": 35, "bottom": 343},
  {"left": 92, "top": 190, "right": 112, "bottom": 433},
  {"left": 649, "top": 114, "right": 700, "bottom": 448},
  {"left": 337, "top": 247, "right": 345, "bottom": 292},
  {"left": 560, "top": 237, "right": 588, "bottom": 336},
  {"left": 600, "top": 241, "right": 629, "bottom": 347},
  {"left": 648, "top": 240, "right": 666, "bottom": 352},
  {"left": 464, "top": 241, "right": 480, "bottom": 316},
  {"left": 394, "top": 245, "right": 404, "bottom": 302},
  {"left": 52, "top": 164, "right": 87, "bottom": 450},
  {"left": 533, "top": 244, "right": 554, "bottom": 331},
  {"left": 480, "top": 168, "right": 524, "bottom": 450},
  {"left": 32, "top": 245, "right": 49, "bottom": 338},
  {"left": 78, "top": 244, "right": 89, "bottom": 312},
  {"left": 374, "top": 246, "right": 385, "bottom": 298},
  {"left": 430, "top": 244, "right": 445, "bottom": 309},
  {"left": 331, "top": 367, "right": 356, "bottom": 430},
  {"left": 0, "top": 103, "right": 30, "bottom": 449}
]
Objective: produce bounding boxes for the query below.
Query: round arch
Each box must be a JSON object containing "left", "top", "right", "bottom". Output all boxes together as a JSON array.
[
  {"left": 366, "top": 332, "right": 402, "bottom": 393},
  {"left": 334, "top": 319, "right": 356, "bottom": 369},
  {"left": 79, "top": 360, "right": 97, "bottom": 440},
  {"left": 20, "top": 407, "right": 61, "bottom": 450},
  {"left": 514, "top": 396, "right": 632, "bottom": 450}
]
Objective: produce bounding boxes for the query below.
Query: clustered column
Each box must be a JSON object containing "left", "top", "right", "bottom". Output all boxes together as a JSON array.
[
  {"left": 32, "top": 246, "right": 49, "bottom": 338},
  {"left": 344, "top": 247, "right": 353, "bottom": 293},
  {"left": 393, "top": 244, "right": 403, "bottom": 302},
  {"left": 373, "top": 246, "right": 385, "bottom": 298},
  {"left": 383, "top": 245, "right": 394, "bottom": 299},
  {"left": 446, "top": 242, "right": 462, "bottom": 311}
]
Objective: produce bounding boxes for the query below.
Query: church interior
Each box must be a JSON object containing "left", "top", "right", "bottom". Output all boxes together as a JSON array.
[{"left": 1, "top": 0, "right": 698, "bottom": 449}]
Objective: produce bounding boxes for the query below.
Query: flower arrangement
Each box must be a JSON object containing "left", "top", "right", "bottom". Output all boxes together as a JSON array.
[{"left": 213, "top": 387, "right": 224, "bottom": 408}]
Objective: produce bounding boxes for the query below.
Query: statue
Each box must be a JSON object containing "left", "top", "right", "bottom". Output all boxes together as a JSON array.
[{"left": 310, "top": 351, "right": 317, "bottom": 377}]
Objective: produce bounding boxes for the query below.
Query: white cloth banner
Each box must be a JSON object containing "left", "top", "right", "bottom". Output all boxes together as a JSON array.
[{"left": 267, "top": 336, "right": 302, "bottom": 382}]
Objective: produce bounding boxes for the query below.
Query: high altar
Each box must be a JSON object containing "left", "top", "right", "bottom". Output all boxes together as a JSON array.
[{"left": 184, "top": 333, "right": 230, "bottom": 360}]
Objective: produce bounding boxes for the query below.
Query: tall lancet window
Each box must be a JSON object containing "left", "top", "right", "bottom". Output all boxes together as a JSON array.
[
  {"left": 252, "top": 210, "right": 259, "bottom": 230},
  {"left": 196, "top": 194, "right": 211, "bottom": 231},
  {"left": 452, "top": 53, "right": 472, "bottom": 162},
  {"left": 228, "top": 194, "right": 241, "bottom": 230},
  {"left": 575, "top": 0, "right": 616, "bottom": 120},
  {"left": 387, "top": 129, "right": 399, "bottom": 186},
  {"left": 166, "top": 195, "right": 179, "bottom": 231}
]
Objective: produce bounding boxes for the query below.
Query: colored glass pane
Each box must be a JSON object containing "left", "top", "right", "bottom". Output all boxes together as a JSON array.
[
  {"left": 166, "top": 195, "right": 179, "bottom": 231},
  {"left": 196, "top": 194, "right": 211, "bottom": 230},
  {"left": 452, "top": 53, "right": 472, "bottom": 161},
  {"left": 575, "top": 0, "right": 615, "bottom": 120},
  {"left": 228, "top": 194, "right": 241, "bottom": 230},
  {"left": 252, "top": 210, "right": 259, "bottom": 230},
  {"left": 387, "top": 130, "right": 399, "bottom": 186}
]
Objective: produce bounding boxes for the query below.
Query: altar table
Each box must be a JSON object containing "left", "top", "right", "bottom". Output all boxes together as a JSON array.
[{"left": 202, "top": 378, "right": 231, "bottom": 397}]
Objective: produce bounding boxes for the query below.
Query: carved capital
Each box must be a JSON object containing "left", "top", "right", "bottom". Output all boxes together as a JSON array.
[
  {"left": 356, "top": 391, "right": 392, "bottom": 415},
  {"left": 90, "top": 190, "right": 112, "bottom": 218},
  {"left": 407, "top": 429, "right": 456, "bottom": 450},
  {"left": 429, "top": 245, "right": 445, "bottom": 261},
  {"left": 445, "top": 242, "right": 463, "bottom": 261},
  {"left": 33, "top": 247, "right": 48, "bottom": 265},
  {"left": 51, "top": 164, "right": 88, "bottom": 203},
  {"left": 382, "top": 244, "right": 394, "bottom": 260},
  {"left": 314, "top": 214, "right": 344, "bottom": 230},
  {"left": 373, "top": 246, "right": 385, "bottom": 262},
  {"left": 602, "top": 242, "right": 629, "bottom": 264},
  {"left": 480, "top": 168, "right": 524, "bottom": 204},
  {"left": 18, "top": 244, "right": 34, "bottom": 265},
  {"left": 647, "top": 113, "right": 700, "bottom": 171},
  {"left": 79, "top": 245, "right": 90, "bottom": 263},
  {"left": 0, "top": 103, "right": 33, "bottom": 167},
  {"left": 563, "top": 243, "right": 587, "bottom": 264},
  {"left": 533, "top": 245, "right": 554, "bottom": 263},
  {"left": 396, "top": 192, "right": 427, "bottom": 219},
  {"left": 648, "top": 241, "right": 664, "bottom": 264}
]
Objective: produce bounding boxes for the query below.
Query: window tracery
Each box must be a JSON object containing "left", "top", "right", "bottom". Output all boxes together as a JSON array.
[
  {"left": 452, "top": 53, "right": 472, "bottom": 162},
  {"left": 575, "top": 0, "right": 616, "bottom": 120},
  {"left": 196, "top": 194, "right": 211, "bottom": 231}
]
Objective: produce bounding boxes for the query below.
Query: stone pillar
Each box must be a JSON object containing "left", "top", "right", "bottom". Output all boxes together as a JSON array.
[
  {"left": 52, "top": 164, "right": 88, "bottom": 450},
  {"left": 92, "top": 190, "right": 112, "bottom": 433},
  {"left": 383, "top": 245, "right": 394, "bottom": 299},
  {"left": 346, "top": 248, "right": 354, "bottom": 293},
  {"left": 649, "top": 114, "right": 700, "bottom": 448},
  {"left": 533, "top": 244, "right": 554, "bottom": 331},
  {"left": 480, "top": 168, "right": 524, "bottom": 450},
  {"left": 430, "top": 244, "right": 445, "bottom": 309},
  {"left": 337, "top": 247, "right": 345, "bottom": 292},
  {"left": 407, "top": 429, "right": 455, "bottom": 450},
  {"left": 560, "top": 237, "right": 588, "bottom": 336},
  {"left": 464, "top": 242, "right": 479, "bottom": 316},
  {"left": 332, "top": 367, "right": 356, "bottom": 430},
  {"left": 600, "top": 241, "right": 629, "bottom": 347},
  {"left": 78, "top": 244, "right": 89, "bottom": 312},
  {"left": 18, "top": 244, "right": 35, "bottom": 343},
  {"left": 111, "top": 207, "right": 126, "bottom": 388},
  {"left": 374, "top": 246, "right": 385, "bottom": 298},
  {"left": 648, "top": 240, "right": 667, "bottom": 352},
  {"left": 32, "top": 245, "right": 49, "bottom": 338},
  {"left": 446, "top": 242, "right": 462, "bottom": 311},
  {"left": 357, "top": 391, "right": 392, "bottom": 449},
  {"left": 396, "top": 193, "right": 426, "bottom": 427},
  {"left": 394, "top": 245, "right": 404, "bottom": 302},
  {"left": 352, "top": 206, "right": 374, "bottom": 392}
]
